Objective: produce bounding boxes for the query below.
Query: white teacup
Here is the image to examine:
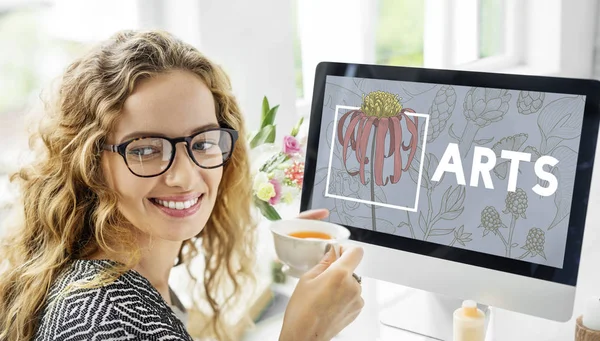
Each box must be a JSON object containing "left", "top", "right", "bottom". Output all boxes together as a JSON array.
[{"left": 270, "top": 218, "right": 351, "bottom": 277}]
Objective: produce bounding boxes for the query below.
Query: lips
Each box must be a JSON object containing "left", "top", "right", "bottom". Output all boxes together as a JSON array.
[{"left": 149, "top": 193, "right": 204, "bottom": 218}]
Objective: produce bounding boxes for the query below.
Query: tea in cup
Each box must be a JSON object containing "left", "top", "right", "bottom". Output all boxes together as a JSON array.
[{"left": 270, "top": 218, "right": 351, "bottom": 277}]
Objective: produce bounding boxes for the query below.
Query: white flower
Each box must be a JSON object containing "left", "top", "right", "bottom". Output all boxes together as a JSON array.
[
  {"left": 253, "top": 172, "right": 269, "bottom": 192},
  {"left": 281, "top": 185, "right": 300, "bottom": 204}
]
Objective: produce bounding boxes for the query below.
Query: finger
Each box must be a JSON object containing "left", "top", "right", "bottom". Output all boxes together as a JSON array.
[
  {"left": 297, "top": 208, "right": 330, "bottom": 220},
  {"left": 302, "top": 245, "right": 337, "bottom": 279},
  {"left": 329, "top": 245, "right": 364, "bottom": 272}
]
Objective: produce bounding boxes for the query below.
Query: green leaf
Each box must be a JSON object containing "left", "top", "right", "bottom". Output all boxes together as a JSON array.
[
  {"left": 428, "top": 228, "right": 455, "bottom": 237},
  {"left": 262, "top": 105, "right": 279, "bottom": 129},
  {"left": 253, "top": 196, "right": 281, "bottom": 221},
  {"left": 265, "top": 124, "right": 276, "bottom": 143},
  {"left": 291, "top": 116, "right": 304, "bottom": 137},
  {"left": 250, "top": 125, "right": 276, "bottom": 148},
  {"left": 261, "top": 96, "right": 270, "bottom": 123}
]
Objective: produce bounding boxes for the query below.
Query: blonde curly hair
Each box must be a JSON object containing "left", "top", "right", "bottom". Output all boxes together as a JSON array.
[{"left": 0, "top": 30, "right": 256, "bottom": 341}]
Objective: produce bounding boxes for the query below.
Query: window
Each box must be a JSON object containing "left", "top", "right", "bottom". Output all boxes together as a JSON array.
[
  {"left": 293, "top": 0, "right": 528, "bottom": 108},
  {"left": 375, "top": 0, "right": 425, "bottom": 67},
  {"left": 479, "top": 0, "right": 505, "bottom": 58},
  {"left": 0, "top": 1, "right": 140, "bottom": 215}
]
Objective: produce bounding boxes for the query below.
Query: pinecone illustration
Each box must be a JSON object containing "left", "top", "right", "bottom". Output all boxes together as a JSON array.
[
  {"left": 427, "top": 85, "right": 456, "bottom": 142},
  {"left": 479, "top": 206, "right": 505, "bottom": 234},
  {"left": 503, "top": 188, "right": 528, "bottom": 218},
  {"left": 517, "top": 91, "right": 545, "bottom": 115}
]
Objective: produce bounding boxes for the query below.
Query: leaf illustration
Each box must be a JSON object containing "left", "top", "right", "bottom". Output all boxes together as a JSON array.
[
  {"left": 491, "top": 133, "right": 529, "bottom": 157},
  {"left": 511, "top": 243, "right": 518, "bottom": 247},
  {"left": 548, "top": 146, "right": 578, "bottom": 230},
  {"left": 454, "top": 225, "right": 464, "bottom": 238},
  {"left": 419, "top": 211, "right": 426, "bottom": 234},
  {"left": 439, "top": 208, "right": 464, "bottom": 220},
  {"left": 493, "top": 161, "right": 509, "bottom": 180},
  {"left": 314, "top": 167, "right": 330, "bottom": 186},
  {"left": 474, "top": 137, "right": 494, "bottom": 145},
  {"left": 448, "top": 123, "right": 461, "bottom": 141},
  {"left": 352, "top": 216, "right": 397, "bottom": 233},
  {"left": 424, "top": 153, "right": 442, "bottom": 189},
  {"left": 402, "top": 83, "right": 437, "bottom": 96},
  {"left": 429, "top": 228, "right": 455, "bottom": 237},
  {"left": 445, "top": 186, "right": 466, "bottom": 212},
  {"left": 537, "top": 96, "right": 585, "bottom": 154},
  {"left": 522, "top": 146, "right": 541, "bottom": 163},
  {"left": 408, "top": 163, "right": 422, "bottom": 187},
  {"left": 440, "top": 186, "right": 452, "bottom": 212}
]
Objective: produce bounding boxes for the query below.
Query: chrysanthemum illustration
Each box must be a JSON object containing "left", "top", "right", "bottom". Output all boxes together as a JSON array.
[
  {"left": 336, "top": 91, "right": 420, "bottom": 231},
  {"left": 337, "top": 91, "right": 419, "bottom": 186}
]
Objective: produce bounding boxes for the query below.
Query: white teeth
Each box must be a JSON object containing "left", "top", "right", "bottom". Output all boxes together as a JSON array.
[{"left": 154, "top": 197, "right": 199, "bottom": 210}]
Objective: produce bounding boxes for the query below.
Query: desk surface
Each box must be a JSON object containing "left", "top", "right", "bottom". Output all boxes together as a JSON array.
[{"left": 243, "top": 187, "right": 600, "bottom": 341}]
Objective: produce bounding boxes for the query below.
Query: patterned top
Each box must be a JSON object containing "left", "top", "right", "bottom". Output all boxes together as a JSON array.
[{"left": 34, "top": 259, "right": 194, "bottom": 341}]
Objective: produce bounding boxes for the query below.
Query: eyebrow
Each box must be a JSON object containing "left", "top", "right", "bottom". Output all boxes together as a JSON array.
[{"left": 119, "top": 123, "right": 221, "bottom": 142}]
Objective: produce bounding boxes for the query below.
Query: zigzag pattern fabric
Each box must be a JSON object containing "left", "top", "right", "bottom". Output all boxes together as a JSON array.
[{"left": 34, "top": 259, "right": 193, "bottom": 341}]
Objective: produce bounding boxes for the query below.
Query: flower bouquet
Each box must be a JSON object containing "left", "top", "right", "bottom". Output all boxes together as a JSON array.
[{"left": 248, "top": 96, "right": 305, "bottom": 221}]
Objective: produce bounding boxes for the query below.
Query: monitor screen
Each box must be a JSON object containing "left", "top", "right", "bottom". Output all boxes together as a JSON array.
[{"left": 302, "top": 62, "right": 600, "bottom": 286}]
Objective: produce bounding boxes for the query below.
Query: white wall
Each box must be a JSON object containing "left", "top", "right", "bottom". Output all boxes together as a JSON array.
[
  {"left": 138, "top": 0, "right": 298, "bottom": 137},
  {"left": 195, "top": 0, "right": 298, "bottom": 136}
]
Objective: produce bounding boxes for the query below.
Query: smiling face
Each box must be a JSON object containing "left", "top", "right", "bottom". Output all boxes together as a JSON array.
[{"left": 101, "top": 70, "right": 223, "bottom": 243}]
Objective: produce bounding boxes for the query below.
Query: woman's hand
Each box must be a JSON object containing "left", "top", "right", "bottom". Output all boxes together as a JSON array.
[{"left": 279, "top": 209, "right": 364, "bottom": 341}]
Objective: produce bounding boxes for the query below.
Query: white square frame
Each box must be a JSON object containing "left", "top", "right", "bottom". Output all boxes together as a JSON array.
[{"left": 325, "top": 105, "right": 430, "bottom": 212}]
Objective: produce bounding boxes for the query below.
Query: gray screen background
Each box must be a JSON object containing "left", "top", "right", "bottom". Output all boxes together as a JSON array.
[{"left": 309, "top": 75, "right": 586, "bottom": 269}]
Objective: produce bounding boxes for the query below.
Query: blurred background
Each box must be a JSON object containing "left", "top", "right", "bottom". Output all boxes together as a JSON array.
[{"left": 0, "top": 0, "right": 599, "bottom": 227}]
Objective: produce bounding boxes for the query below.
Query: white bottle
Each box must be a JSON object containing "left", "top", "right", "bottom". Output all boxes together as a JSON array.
[{"left": 453, "top": 300, "right": 485, "bottom": 341}]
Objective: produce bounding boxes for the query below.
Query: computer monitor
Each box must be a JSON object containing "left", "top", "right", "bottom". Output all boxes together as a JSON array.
[{"left": 300, "top": 62, "right": 600, "bottom": 338}]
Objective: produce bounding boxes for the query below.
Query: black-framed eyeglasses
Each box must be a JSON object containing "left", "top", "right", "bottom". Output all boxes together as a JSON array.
[{"left": 102, "top": 127, "right": 238, "bottom": 178}]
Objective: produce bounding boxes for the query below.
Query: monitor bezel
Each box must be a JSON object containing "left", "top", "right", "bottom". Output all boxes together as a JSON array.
[{"left": 301, "top": 61, "right": 600, "bottom": 287}]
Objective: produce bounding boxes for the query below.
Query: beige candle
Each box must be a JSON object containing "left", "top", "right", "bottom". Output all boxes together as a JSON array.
[{"left": 453, "top": 300, "right": 485, "bottom": 341}]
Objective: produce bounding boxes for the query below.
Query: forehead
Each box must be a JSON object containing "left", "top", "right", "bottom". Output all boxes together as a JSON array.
[{"left": 112, "top": 70, "right": 217, "bottom": 142}]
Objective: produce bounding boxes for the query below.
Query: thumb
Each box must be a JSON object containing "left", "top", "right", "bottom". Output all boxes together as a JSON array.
[{"left": 303, "top": 245, "right": 338, "bottom": 279}]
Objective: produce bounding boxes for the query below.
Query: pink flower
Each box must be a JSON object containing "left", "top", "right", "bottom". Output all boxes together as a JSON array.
[
  {"left": 269, "top": 179, "right": 282, "bottom": 205},
  {"left": 284, "top": 161, "right": 304, "bottom": 188},
  {"left": 283, "top": 135, "right": 301, "bottom": 156}
]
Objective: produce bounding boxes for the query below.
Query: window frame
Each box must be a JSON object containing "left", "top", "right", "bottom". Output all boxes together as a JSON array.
[{"left": 294, "top": 0, "right": 597, "bottom": 118}]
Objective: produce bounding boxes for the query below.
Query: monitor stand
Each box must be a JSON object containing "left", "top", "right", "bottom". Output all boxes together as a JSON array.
[{"left": 378, "top": 287, "right": 492, "bottom": 340}]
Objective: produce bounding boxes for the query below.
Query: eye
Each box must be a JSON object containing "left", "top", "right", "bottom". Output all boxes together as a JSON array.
[
  {"left": 128, "top": 146, "right": 161, "bottom": 157},
  {"left": 192, "top": 141, "right": 217, "bottom": 151}
]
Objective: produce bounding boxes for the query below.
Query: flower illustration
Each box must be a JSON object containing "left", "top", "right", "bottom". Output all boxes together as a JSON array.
[
  {"left": 337, "top": 91, "right": 419, "bottom": 186},
  {"left": 336, "top": 91, "right": 419, "bottom": 231}
]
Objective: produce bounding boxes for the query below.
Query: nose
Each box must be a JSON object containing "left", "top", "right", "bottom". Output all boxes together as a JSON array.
[{"left": 164, "top": 143, "right": 204, "bottom": 189}]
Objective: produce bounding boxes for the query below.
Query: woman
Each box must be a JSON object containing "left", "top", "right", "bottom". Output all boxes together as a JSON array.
[{"left": 0, "top": 30, "right": 364, "bottom": 341}]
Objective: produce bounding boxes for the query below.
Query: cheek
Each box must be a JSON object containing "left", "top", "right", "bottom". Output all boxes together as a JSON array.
[
  {"left": 204, "top": 168, "right": 223, "bottom": 196},
  {"left": 101, "top": 155, "right": 153, "bottom": 208}
]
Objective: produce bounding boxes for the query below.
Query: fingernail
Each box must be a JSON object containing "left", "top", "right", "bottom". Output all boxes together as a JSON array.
[{"left": 324, "top": 244, "right": 332, "bottom": 255}]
